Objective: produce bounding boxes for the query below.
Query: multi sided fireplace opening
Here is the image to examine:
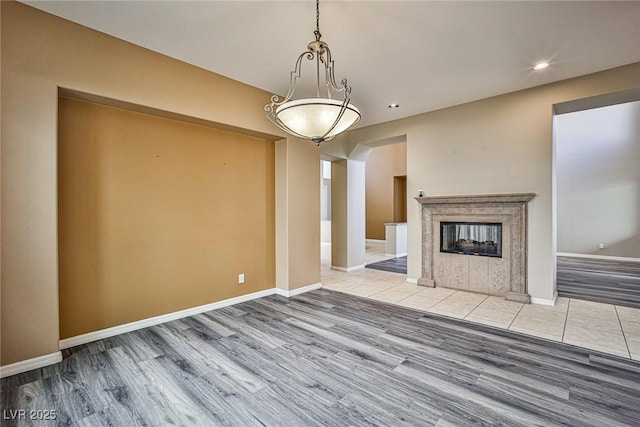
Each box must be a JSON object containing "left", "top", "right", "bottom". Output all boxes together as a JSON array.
[
  {"left": 416, "top": 193, "right": 535, "bottom": 303},
  {"left": 440, "top": 221, "right": 502, "bottom": 258}
]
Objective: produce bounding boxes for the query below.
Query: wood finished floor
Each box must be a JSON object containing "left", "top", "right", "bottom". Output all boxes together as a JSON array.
[
  {"left": 558, "top": 256, "right": 640, "bottom": 308},
  {"left": 365, "top": 256, "right": 407, "bottom": 274},
  {"left": 3, "top": 289, "right": 640, "bottom": 426}
]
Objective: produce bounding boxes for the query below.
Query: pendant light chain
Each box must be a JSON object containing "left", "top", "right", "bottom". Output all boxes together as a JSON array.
[
  {"left": 315, "top": 0, "right": 322, "bottom": 97},
  {"left": 315, "top": 0, "right": 321, "bottom": 41}
]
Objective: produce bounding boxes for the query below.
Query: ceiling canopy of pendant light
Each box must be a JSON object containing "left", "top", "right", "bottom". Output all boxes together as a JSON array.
[{"left": 265, "top": 0, "right": 360, "bottom": 145}]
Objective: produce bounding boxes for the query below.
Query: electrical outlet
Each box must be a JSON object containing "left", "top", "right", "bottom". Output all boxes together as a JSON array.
[
  {"left": 598, "top": 243, "right": 605, "bottom": 249},
  {"left": 238, "top": 273, "right": 245, "bottom": 284}
]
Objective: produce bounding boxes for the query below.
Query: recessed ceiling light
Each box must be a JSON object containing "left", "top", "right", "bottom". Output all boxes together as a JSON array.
[
  {"left": 533, "top": 62, "right": 550, "bottom": 71},
  {"left": 388, "top": 103, "right": 400, "bottom": 108}
]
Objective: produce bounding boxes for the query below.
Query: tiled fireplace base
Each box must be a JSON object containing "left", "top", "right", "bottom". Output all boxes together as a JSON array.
[{"left": 416, "top": 193, "right": 535, "bottom": 303}]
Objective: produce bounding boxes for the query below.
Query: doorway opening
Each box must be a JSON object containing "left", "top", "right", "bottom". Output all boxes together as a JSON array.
[
  {"left": 320, "top": 159, "right": 332, "bottom": 266},
  {"left": 393, "top": 175, "right": 407, "bottom": 223},
  {"left": 554, "top": 91, "right": 640, "bottom": 307}
]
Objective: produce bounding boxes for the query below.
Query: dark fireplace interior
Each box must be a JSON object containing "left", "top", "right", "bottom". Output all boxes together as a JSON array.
[{"left": 440, "top": 221, "right": 502, "bottom": 258}]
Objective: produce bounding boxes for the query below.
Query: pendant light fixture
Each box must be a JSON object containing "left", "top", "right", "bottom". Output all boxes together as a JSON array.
[{"left": 265, "top": 0, "right": 360, "bottom": 145}]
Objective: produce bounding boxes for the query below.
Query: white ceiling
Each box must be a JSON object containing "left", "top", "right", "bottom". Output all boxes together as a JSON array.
[{"left": 23, "top": 1, "right": 640, "bottom": 129}]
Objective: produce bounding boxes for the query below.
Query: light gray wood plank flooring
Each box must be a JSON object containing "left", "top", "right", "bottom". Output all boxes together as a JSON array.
[
  {"left": 558, "top": 256, "right": 640, "bottom": 308},
  {"left": 365, "top": 256, "right": 407, "bottom": 274},
  {"left": 3, "top": 289, "right": 640, "bottom": 426}
]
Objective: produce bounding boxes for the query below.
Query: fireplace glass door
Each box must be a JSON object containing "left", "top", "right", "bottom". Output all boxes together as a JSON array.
[{"left": 440, "top": 222, "right": 502, "bottom": 258}]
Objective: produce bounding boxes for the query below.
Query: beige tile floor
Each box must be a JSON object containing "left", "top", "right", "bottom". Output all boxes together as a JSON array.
[{"left": 321, "top": 241, "right": 640, "bottom": 361}]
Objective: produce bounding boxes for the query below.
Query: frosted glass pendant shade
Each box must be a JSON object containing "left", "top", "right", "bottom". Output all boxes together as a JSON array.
[{"left": 275, "top": 98, "right": 361, "bottom": 143}]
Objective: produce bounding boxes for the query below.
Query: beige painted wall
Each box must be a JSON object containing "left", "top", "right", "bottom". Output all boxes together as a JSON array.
[
  {"left": 331, "top": 159, "right": 366, "bottom": 269},
  {"left": 348, "top": 63, "right": 640, "bottom": 301},
  {"left": 287, "top": 141, "right": 321, "bottom": 286},
  {"left": 58, "top": 97, "right": 275, "bottom": 338},
  {"left": 1, "top": 2, "right": 318, "bottom": 366},
  {"left": 365, "top": 143, "right": 407, "bottom": 240},
  {"left": 331, "top": 161, "right": 349, "bottom": 268},
  {"left": 275, "top": 139, "right": 321, "bottom": 289}
]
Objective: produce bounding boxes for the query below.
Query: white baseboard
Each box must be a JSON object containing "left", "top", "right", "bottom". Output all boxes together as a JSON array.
[
  {"left": 2, "top": 284, "right": 321, "bottom": 378},
  {"left": 0, "top": 351, "right": 62, "bottom": 379},
  {"left": 275, "top": 282, "right": 322, "bottom": 298},
  {"left": 385, "top": 252, "right": 407, "bottom": 257},
  {"left": 331, "top": 264, "right": 365, "bottom": 272},
  {"left": 557, "top": 252, "right": 640, "bottom": 263},
  {"left": 59, "top": 288, "right": 276, "bottom": 350},
  {"left": 366, "top": 239, "right": 385, "bottom": 243},
  {"left": 406, "top": 278, "right": 418, "bottom": 284},
  {"left": 531, "top": 291, "right": 558, "bottom": 307}
]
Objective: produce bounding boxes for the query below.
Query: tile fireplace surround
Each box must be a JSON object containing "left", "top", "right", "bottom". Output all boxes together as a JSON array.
[{"left": 416, "top": 193, "right": 536, "bottom": 303}]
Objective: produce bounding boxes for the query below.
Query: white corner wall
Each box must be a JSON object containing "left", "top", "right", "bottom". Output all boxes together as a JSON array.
[{"left": 556, "top": 101, "right": 640, "bottom": 258}]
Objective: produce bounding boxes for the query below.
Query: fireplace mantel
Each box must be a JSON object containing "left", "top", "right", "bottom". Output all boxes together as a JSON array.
[
  {"left": 416, "top": 193, "right": 535, "bottom": 303},
  {"left": 415, "top": 193, "right": 536, "bottom": 206}
]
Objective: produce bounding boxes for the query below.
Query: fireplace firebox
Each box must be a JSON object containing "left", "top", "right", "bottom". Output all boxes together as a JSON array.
[{"left": 440, "top": 221, "right": 502, "bottom": 258}]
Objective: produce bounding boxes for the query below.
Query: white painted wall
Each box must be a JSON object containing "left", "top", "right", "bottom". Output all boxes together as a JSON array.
[
  {"left": 348, "top": 160, "right": 367, "bottom": 267},
  {"left": 556, "top": 101, "right": 640, "bottom": 258}
]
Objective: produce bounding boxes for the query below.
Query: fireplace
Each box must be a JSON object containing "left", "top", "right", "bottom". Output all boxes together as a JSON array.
[
  {"left": 416, "top": 193, "right": 535, "bottom": 303},
  {"left": 440, "top": 221, "right": 502, "bottom": 258}
]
